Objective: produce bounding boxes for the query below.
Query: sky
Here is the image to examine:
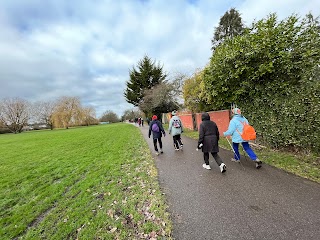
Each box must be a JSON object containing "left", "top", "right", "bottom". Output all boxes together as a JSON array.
[{"left": 0, "top": 0, "right": 319, "bottom": 118}]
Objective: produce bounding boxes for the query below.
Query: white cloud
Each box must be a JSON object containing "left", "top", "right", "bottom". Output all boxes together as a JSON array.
[{"left": 0, "top": 0, "right": 319, "bottom": 117}]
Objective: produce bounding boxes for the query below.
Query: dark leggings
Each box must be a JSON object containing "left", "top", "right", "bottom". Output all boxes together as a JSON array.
[
  {"left": 153, "top": 138, "right": 163, "bottom": 152},
  {"left": 203, "top": 152, "right": 223, "bottom": 165},
  {"left": 173, "top": 134, "right": 183, "bottom": 149}
]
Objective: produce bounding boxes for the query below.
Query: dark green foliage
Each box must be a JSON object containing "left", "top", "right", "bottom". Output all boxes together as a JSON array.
[
  {"left": 203, "top": 13, "right": 320, "bottom": 153},
  {"left": 211, "top": 8, "right": 244, "bottom": 50},
  {"left": 124, "top": 55, "right": 167, "bottom": 106}
]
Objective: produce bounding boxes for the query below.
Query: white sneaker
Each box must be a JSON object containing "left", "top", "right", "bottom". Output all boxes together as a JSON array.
[
  {"left": 202, "top": 164, "right": 211, "bottom": 170},
  {"left": 155, "top": 151, "right": 160, "bottom": 155},
  {"left": 180, "top": 145, "right": 183, "bottom": 150},
  {"left": 231, "top": 158, "right": 240, "bottom": 162},
  {"left": 220, "top": 163, "right": 226, "bottom": 173}
]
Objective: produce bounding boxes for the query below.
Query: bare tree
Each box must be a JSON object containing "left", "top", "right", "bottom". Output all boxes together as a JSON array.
[
  {"left": 33, "top": 100, "right": 57, "bottom": 130},
  {"left": 80, "top": 106, "right": 98, "bottom": 126},
  {"left": 0, "top": 97, "right": 30, "bottom": 133},
  {"left": 121, "top": 108, "right": 142, "bottom": 121},
  {"left": 139, "top": 81, "right": 181, "bottom": 117},
  {"left": 100, "top": 110, "right": 120, "bottom": 123}
]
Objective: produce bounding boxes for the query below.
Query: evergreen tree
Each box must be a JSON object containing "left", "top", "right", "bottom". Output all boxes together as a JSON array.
[
  {"left": 211, "top": 8, "right": 244, "bottom": 50},
  {"left": 124, "top": 55, "right": 167, "bottom": 106}
]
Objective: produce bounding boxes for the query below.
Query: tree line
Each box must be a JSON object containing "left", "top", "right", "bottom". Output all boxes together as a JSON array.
[
  {"left": 125, "top": 10, "right": 320, "bottom": 154},
  {"left": 0, "top": 96, "right": 98, "bottom": 133}
]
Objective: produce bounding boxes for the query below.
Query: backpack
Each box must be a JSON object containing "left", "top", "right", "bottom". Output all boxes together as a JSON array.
[
  {"left": 152, "top": 122, "right": 160, "bottom": 132},
  {"left": 237, "top": 121, "right": 256, "bottom": 141},
  {"left": 173, "top": 119, "right": 181, "bottom": 128}
]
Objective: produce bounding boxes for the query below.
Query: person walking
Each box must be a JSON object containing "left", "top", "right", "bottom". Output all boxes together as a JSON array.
[
  {"left": 148, "top": 115, "right": 166, "bottom": 155},
  {"left": 223, "top": 107, "right": 262, "bottom": 169},
  {"left": 168, "top": 110, "right": 184, "bottom": 150},
  {"left": 197, "top": 112, "right": 226, "bottom": 173}
]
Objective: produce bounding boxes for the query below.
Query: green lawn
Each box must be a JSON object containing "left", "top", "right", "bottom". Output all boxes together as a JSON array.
[
  {"left": 0, "top": 124, "right": 172, "bottom": 240},
  {"left": 182, "top": 128, "right": 320, "bottom": 183}
]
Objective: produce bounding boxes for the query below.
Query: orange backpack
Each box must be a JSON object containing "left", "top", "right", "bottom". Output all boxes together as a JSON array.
[{"left": 237, "top": 121, "right": 256, "bottom": 141}]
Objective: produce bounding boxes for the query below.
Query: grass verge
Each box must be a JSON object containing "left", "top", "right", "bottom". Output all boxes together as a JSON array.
[
  {"left": 182, "top": 128, "right": 319, "bottom": 183},
  {"left": 0, "top": 123, "right": 172, "bottom": 239}
]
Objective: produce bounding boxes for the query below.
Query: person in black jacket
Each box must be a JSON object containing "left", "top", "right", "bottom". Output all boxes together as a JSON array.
[
  {"left": 148, "top": 115, "right": 166, "bottom": 155},
  {"left": 197, "top": 112, "right": 226, "bottom": 173}
]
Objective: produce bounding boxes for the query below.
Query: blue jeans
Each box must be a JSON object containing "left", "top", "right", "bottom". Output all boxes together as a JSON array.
[{"left": 232, "top": 142, "right": 257, "bottom": 160}]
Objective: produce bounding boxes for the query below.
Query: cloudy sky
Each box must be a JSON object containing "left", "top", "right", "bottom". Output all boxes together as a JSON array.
[{"left": 0, "top": 0, "right": 319, "bottom": 117}]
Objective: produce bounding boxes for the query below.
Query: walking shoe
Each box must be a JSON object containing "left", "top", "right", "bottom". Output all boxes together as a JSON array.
[
  {"left": 160, "top": 149, "right": 163, "bottom": 154},
  {"left": 202, "top": 164, "right": 211, "bottom": 170},
  {"left": 155, "top": 151, "right": 160, "bottom": 155},
  {"left": 180, "top": 144, "right": 183, "bottom": 150},
  {"left": 255, "top": 159, "right": 262, "bottom": 169},
  {"left": 219, "top": 163, "right": 226, "bottom": 173},
  {"left": 175, "top": 148, "right": 180, "bottom": 151},
  {"left": 231, "top": 158, "right": 240, "bottom": 162}
]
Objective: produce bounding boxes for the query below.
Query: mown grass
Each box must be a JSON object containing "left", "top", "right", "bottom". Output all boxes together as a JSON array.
[
  {"left": 182, "top": 128, "right": 320, "bottom": 183},
  {"left": 0, "top": 124, "right": 172, "bottom": 240}
]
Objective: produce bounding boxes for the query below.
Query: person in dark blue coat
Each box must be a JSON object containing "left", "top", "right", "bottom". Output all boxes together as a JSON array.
[{"left": 148, "top": 115, "right": 166, "bottom": 155}]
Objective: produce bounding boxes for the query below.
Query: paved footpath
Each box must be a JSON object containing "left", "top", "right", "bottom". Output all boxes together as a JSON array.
[{"left": 138, "top": 125, "right": 320, "bottom": 240}]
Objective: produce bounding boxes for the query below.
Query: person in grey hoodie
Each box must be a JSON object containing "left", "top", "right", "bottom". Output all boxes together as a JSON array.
[
  {"left": 197, "top": 112, "right": 226, "bottom": 173},
  {"left": 168, "top": 110, "right": 184, "bottom": 150}
]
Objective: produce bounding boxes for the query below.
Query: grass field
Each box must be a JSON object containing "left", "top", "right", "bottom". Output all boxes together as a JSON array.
[
  {"left": 182, "top": 128, "right": 320, "bottom": 183},
  {"left": 0, "top": 124, "right": 172, "bottom": 240}
]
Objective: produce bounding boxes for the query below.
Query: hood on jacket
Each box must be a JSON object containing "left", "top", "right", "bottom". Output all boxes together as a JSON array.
[{"left": 201, "top": 112, "right": 210, "bottom": 121}]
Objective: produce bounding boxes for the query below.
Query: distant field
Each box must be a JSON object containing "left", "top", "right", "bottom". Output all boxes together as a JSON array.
[{"left": 0, "top": 124, "right": 172, "bottom": 239}]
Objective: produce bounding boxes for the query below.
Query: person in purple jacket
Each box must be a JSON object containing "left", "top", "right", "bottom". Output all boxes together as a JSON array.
[{"left": 148, "top": 115, "right": 166, "bottom": 155}]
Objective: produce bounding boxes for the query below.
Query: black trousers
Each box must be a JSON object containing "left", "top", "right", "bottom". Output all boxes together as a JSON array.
[
  {"left": 173, "top": 134, "right": 183, "bottom": 149},
  {"left": 153, "top": 138, "right": 163, "bottom": 152},
  {"left": 203, "top": 152, "right": 223, "bottom": 166}
]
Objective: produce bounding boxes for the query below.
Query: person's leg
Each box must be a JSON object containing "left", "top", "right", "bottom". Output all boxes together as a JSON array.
[
  {"left": 153, "top": 138, "right": 158, "bottom": 152},
  {"left": 242, "top": 142, "right": 261, "bottom": 168},
  {"left": 203, "top": 152, "right": 210, "bottom": 165},
  {"left": 211, "top": 152, "right": 223, "bottom": 165},
  {"left": 177, "top": 134, "right": 183, "bottom": 148},
  {"left": 158, "top": 137, "right": 163, "bottom": 153},
  {"left": 173, "top": 135, "right": 179, "bottom": 149},
  {"left": 242, "top": 142, "right": 257, "bottom": 160},
  {"left": 232, "top": 142, "right": 241, "bottom": 160},
  {"left": 212, "top": 152, "right": 226, "bottom": 173},
  {"left": 202, "top": 152, "right": 211, "bottom": 169}
]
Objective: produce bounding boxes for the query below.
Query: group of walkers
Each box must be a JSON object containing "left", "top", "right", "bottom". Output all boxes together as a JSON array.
[{"left": 148, "top": 108, "right": 262, "bottom": 173}]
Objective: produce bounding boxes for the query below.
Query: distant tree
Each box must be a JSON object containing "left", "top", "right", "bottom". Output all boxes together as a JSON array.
[
  {"left": 53, "top": 96, "right": 81, "bottom": 129},
  {"left": 100, "top": 110, "right": 119, "bottom": 123},
  {"left": 182, "top": 69, "right": 213, "bottom": 112},
  {"left": 80, "top": 106, "right": 98, "bottom": 126},
  {"left": 211, "top": 8, "right": 244, "bottom": 50},
  {"left": 139, "top": 81, "right": 181, "bottom": 117},
  {"left": 33, "top": 100, "right": 57, "bottom": 130},
  {"left": 0, "top": 97, "right": 30, "bottom": 133},
  {"left": 124, "top": 55, "right": 167, "bottom": 106},
  {"left": 121, "top": 108, "right": 142, "bottom": 121}
]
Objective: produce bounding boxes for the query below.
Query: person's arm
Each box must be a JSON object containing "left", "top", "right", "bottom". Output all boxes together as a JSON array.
[
  {"left": 160, "top": 122, "right": 166, "bottom": 136},
  {"left": 216, "top": 125, "right": 220, "bottom": 141},
  {"left": 180, "top": 118, "right": 183, "bottom": 132},
  {"left": 223, "top": 119, "right": 236, "bottom": 137},
  {"left": 198, "top": 124, "right": 204, "bottom": 148},
  {"left": 168, "top": 119, "right": 172, "bottom": 134},
  {"left": 148, "top": 121, "right": 152, "bottom": 138}
]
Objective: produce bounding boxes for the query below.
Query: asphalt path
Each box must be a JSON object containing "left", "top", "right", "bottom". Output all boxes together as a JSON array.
[{"left": 138, "top": 124, "right": 320, "bottom": 240}]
